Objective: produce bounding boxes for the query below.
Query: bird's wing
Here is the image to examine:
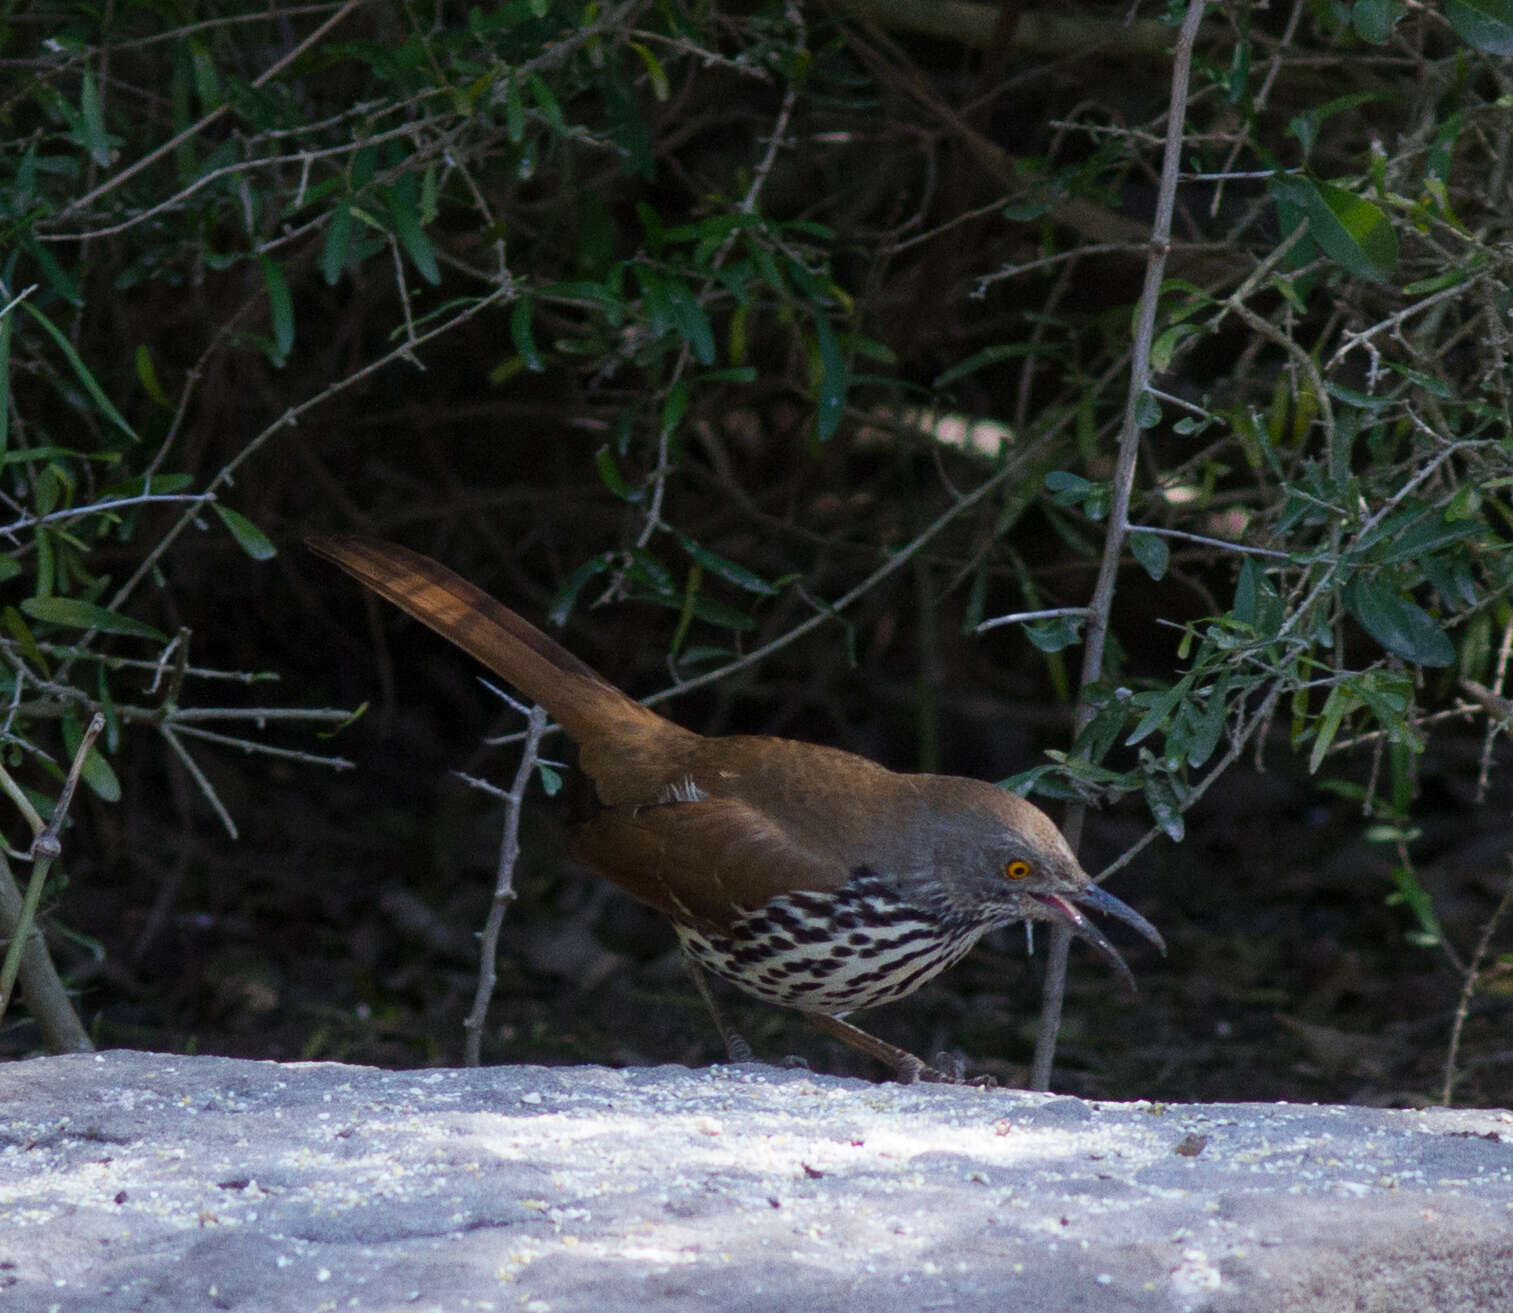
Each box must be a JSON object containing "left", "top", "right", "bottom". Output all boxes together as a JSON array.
[{"left": 568, "top": 795, "right": 855, "bottom": 930}]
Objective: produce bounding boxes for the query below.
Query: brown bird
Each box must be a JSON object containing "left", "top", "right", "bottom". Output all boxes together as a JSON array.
[{"left": 308, "top": 535, "right": 1162, "bottom": 1081}]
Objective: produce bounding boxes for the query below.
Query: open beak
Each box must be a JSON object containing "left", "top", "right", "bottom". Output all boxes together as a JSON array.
[{"left": 1031, "top": 884, "right": 1165, "bottom": 991}]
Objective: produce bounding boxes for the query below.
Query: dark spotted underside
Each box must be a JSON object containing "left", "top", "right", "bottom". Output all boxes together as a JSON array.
[{"left": 673, "top": 868, "right": 987, "bottom": 1014}]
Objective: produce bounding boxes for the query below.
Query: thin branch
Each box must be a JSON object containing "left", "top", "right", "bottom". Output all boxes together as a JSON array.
[
  {"left": 1031, "top": 0, "right": 1208, "bottom": 1093},
  {"left": 464, "top": 704, "right": 548, "bottom": 1067}
]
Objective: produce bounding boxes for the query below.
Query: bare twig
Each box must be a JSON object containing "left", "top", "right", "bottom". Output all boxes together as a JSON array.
[
  {"left": 1441, "top": 860, "right": 1513, "bottom": 1106},
  {"left": 1031, "top": 0, "right": 1208, "bottom": 1093},
  {"left": 464, "top": 704, "right": 548, "bottom": 1067}
]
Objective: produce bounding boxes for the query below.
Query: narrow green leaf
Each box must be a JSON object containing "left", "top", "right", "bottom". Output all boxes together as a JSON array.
[
  {"left": 594, "top": 444, "right": 637, "bottom": 501},
  {"left": 78, "top": 68, "right": 112, "bottom": 166},
  {"left": 21, "top": 596, "right": 166, "bottom": 643},
  {"left": 667, "top": 283, "right": 716, "bottom": 365},
  {"left": 189, "top": 39, "right": 220, "bottom": 110},
  {"left": 135, "top": 344, "right": 170, "bottom": 407},
  {"left": 1142, "top": 768, "right": 1185, "bottom": 842},
  {"left": 21, "top": 304, "right": 138, "bottom": 441},
  {"left": 61, "top": 710, "right": 120, "bottom": 802},
  {"left": 1234, "top": 556, "right": 1258, "bottom": 626},
  {"left": 812, "top": 312, "right": 845, "bottom": 441},
  {"left": 259, "top": 256, "right": 294, "bottom": 361},
  {"left": 1126, "top": 677, "right": 1192, "bottom": 747},
  {"left": 1187, "top": 674, "right": 1229, "bottom": 768},
  {"left": 0, "top": 309, "right": 10, "bottom": 454},
  {"left": 1387, "top": 864, "right": 1444, "bottom": 941},
  {"left": 1308, "top": 684, "right": 1355, "bottom": 774},
  {"left": 387, "top": 187, "right": 441, "bottom": 285},
  {"left": 527, "top": 72, "right": 565, "bottom": 135},
  {"left": 548, "top": 553, "right": 613, "bottom": 626},
  {"left": 661, "top": 379, "right": 689, "bottom": 436},
  {"left": 630, "top": 41, "right": 670, "bottom": 101},
  {"left": 213, "top": 505, "right": 277, "bottom": 560},
  {"left": 510, "top": 295, "right": 544, "bottom": 372},
  {"left": 675, "top": 531, "right": 777, "bottom": 596},
  {"left": 322, "top": 202, "right": 353, "bottom": 285},
  {"left": 932, "top": 343, "right": 1044, "bottom": 390},
  {"left": 505, "top": 72, "right": 525, "bottom": 143},
  {"left": 3, "top": 606, "right": 48, "bottom": 675}
]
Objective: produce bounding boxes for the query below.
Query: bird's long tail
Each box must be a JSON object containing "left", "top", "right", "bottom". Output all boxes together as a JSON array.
[{"left": 306, "top": 535, "right": 670, "bottom": 756}]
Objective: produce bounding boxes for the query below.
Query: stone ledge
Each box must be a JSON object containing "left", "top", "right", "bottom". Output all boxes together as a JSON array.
[{"left": 2, "top": 1050, "right": 1511, "bottom": 1312}]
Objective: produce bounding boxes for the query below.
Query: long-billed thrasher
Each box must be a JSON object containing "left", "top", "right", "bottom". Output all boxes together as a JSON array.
[{"left": 309, "top": 535, "right": 1163, "bottom": 1082}]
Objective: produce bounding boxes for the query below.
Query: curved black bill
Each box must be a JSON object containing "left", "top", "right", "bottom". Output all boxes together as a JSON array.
[{"left": 1032, "top": 884, "right": 1164, "bottom": 992}]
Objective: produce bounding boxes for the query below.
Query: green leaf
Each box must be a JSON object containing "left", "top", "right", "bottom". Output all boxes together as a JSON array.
[
  {"left": 61, "top": 710, "right": 120, "bottom": 803},
  {"left": 510, "top": 295, "right": 544, "bottom": 372},
  {"left": 1308, "top": 683, "right": 1358, "bottom": 774},
  {"left": 1043, "top": 470, "right": 1100, "bottom": 510},
  {"left": 1445, "top": 0, "right": 1513, "bottom": 53},
  {"left": 527, "top": 72, "right": 565, "bottom": 135},
  {"left": 675, "top": 531, "right": 777, "bottom": 596},
  {"left": 134, "top": 344, "right": 170, "bottom": 407},
  {"left": 667, "top": 283, "right": 715, "bottom": 366},
  {"left": 1186, "top": 675, "right": 1229, "bottom": 768},
  {"left": 21, "top": 596, "right": 166, "bottom": 643},
  {"left": 548, "top": 553, "right": 613, "bottom": 626},
  {"left": 1142, "top": 766, "right": 1185, "bottom": 842},
  {"left": 259, "top": 256, "right": 294, "bottom": 361},
  {"left": 1129, "top": 531, "right": 1169, "bottom": 581},
  {"left": 213, "top": 505, "right": 277, "bottom": 560},
  {"left": 1352, "top": 0, "right": 1406, "bottom": 45},
  {"left": 812, "top": 312, "right": 845, "bottom": 441},
  {"left": 1343, "top": 576, "right": 1454, "bottom": 667},
  {"left": 1386, "top": 864, "right": 1443, "bottom": 942},
  {"left": 594, "top": 444, "right": 638, "bottom": 501},
  {"left": 1272, "top": 176, "right": 1398, "bottom": 283},
  {"left": 629, "top": 41, "right": 670, "bottom": 101},
  {"left": 387, "top": 186, "right": 441, "bottom": 285},
  {"left": 1126, "top": 677, "right": 1192, "bottom": 747},
  {"left": 1023, "top": 615, "right": 1083, "bottom": 652},
  {"left": 21, "top": 304, "right": 138, "bottom": 441},
  {"left": 78, "top": 68, "right": 112, "bottom": 166},
  {"left": 661, "top": 379, "right": 689, "bottom": 436},
  {"left": 932, "top": 343, "right": 1046, "bottom": 390},
  {"left": 322, "top": 202, "right": 353, "bottom": 285},
  {"left": 3, "top": 606, "right": 48, "bottom": 675},
  {"left": 505, "top": 73, "right": 526, "bottom": 143}
]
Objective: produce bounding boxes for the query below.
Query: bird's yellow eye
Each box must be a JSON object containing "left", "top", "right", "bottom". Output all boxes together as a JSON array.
[{"left": 1005, "top": 859, "right": 1032, "bottom": 880}]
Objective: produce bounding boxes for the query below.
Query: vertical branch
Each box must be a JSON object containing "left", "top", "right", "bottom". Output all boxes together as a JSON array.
[
  {"left": 463, "top": 704, "right": 548, "bottom": 1068},
  {"left": 1440, "top": 860, "right": 1513, "bottom": 1106},
  {"left": 1030, "top": 0, "right": 1208, "bottom": 1092},
  {"left": 0, "top": 712, "right": 103, "bottom": 1051}
]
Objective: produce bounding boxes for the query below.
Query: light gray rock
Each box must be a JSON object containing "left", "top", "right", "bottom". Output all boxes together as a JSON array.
[{"left": 2, "top": 1050, "right": 1511, "bottom": 1312}]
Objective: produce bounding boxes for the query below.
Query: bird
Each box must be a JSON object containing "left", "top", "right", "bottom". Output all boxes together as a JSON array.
[{"left": 308, "top": 534, "right": 1163, "bottom": 1082}]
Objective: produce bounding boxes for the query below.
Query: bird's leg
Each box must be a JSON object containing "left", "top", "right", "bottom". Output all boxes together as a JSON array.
[
  {"left": 804, "top": 1013, "right": 961, "bottom": 1084},
  {"left": 685, "top": 959, "right": 754, "bottom": 1063}
]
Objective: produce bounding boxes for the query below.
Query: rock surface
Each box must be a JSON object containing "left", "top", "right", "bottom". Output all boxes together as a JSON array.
[{"left": 2, "top": 1050, "right": 1511, "bottom": 1312}]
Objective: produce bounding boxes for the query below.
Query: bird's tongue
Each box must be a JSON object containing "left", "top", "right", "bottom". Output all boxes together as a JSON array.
[{"left": 1031, "top": 884, "right": 1164, "bottom": 992}]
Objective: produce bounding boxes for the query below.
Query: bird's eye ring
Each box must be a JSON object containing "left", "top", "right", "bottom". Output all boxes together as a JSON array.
[{"left": 1004, "top": 859, "right": 1032, "bottom": 880}]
